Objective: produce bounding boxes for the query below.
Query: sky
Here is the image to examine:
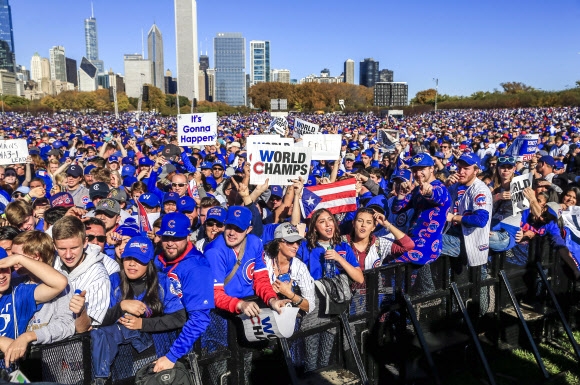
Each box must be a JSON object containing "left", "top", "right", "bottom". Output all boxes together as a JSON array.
[{"left": 10, "top": 0, "right": 580, "bottom": 99}]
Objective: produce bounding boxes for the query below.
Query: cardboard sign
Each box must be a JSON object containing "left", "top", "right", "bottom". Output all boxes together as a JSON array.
[
  {"left": 299, "top": 134, "right": 342, "bottom": 160},
  {"left": 177, "top": 113, "right": 217, "bottom": 146},
  {"left": 268, "top": 117, "right": 288, "bottom": 136},
  {"left": 240, "top": 307, "right": 299, "bottom": 342},
  {"left": 249, "top": 145, "right": 312, "bottom": 185},
  {"left": 293, "top": 118, "right": 320, "bottom": 138},
  {"left": 0, "top": 139, "right": 29, "bottom": 165},
  {"left": 510, "top": 174, "right": 531, "bottom": 214},
  {"left": 505, "top": 134, "right": 539, "bottom": 162}
]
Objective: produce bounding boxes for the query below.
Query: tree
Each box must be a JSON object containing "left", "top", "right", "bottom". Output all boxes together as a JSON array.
[
  {"left": 413, "top": 88, "right": 437, "bottom": 104},
  {"left": 575, "top": 80, "right": 580, "bottom": 88},
  {"left": 500, "top": 82, "right": 535, "bottom": 94},
  {"left": 41, "top": 96, "right": 60, "bottom": 111},
  {"left": 117, "top": 92, "right": 131, "bottom": 111},
  {"left": 145, "top": 84, "right": 165, "bottom": 112}
]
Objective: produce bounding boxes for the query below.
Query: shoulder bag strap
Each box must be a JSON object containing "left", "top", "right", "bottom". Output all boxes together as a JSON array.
[
  {"left": 224, "top": 237, "right": 247, "bottom": 287},
  {"left": 12, "top": 288, "right": 18, "bottom": 339}
]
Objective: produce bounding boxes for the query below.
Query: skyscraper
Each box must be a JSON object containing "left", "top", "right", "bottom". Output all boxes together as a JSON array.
[
  {"left": 379, "top": 69, "right": 394, "bottom": 83},
  {"left": 30, "top": 53, "right": 42, "bottom": 82},
  {"left": 250, "top": 40, "right": 270, "bottom": 84},
  {"left": 84, "top": 4, "right": 104, "bottom": 74},
  {"left": 174, "top": 0, "right": 199, "bottom": 102},
  {"left": 65, "top": 57, "right": 78, "bottom": 87},
  {"left": 359, "top": 58, "right": 379, "bottom": 87},
  {"left": 344, "top": 59, "right": 355, "bottom": 84},
  {"left": 78, "top": 57, "right": 97, "bottom": 92},
  {"left": 147, "top": 23, "right": 164, "bottom": 90},
  {"left": 199, "top": 54, "right": 209, "bottom": 71},
  {"left": 123, "top": 54, "right": 152, "bottom": 98},
  {"left": 49, "top": 46, "right": 66, "bottom": 82},
  {"left": 0, "top": 0, "right": 15, "bottom": 73},
  {"left": 271, "top": 69, "right": 290, "bottom": 83},
  {"left": 214, "top": 32, "right": 245, "bottom": 106}
]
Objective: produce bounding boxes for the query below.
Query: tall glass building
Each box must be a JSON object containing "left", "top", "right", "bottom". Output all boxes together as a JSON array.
[
  {"left": 250, "top": 40, "right": 269, "bottom": 85},
  {"left": 0, "top": 0, "right": 15, "bottom": 73},
  {"left": 214, "top": 33, "right": 246, "bottom": 106},
  {"left": 84, "top": 6, "right": 104, "bottom": 74}
]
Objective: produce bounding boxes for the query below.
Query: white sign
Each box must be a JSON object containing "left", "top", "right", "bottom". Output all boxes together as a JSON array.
[
  {"left": 510, "top": 174, "right": 532, "bottom": 214},
  {"left": 0, "top": 139, "right": 28, "bottom": 165},
  {"left": 268, "top": 117, "right": 288, "bottom": 136},
  {"left": 299, "top": 134, "right": 342, "bottom": 160},
  {"left": 240, "top": 307, "right": 299, "bottom": 342},
  {"left": 177, "top": 113, "right": 217, "bottom": 146},
  {"left": 293, "top": 118, "right": 320, "bottom": 138},
  {"left": 246, "top": 135, "right": 294, "bottom": 158},
  {"left": 249, "top": 145, "right": 312, "bottom": 186},
  {"left": 378, "top": 129, "right": 400, "bottom": 149}
]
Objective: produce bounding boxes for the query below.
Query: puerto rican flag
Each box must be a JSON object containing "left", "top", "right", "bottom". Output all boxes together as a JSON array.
[{"left": 300, "top": 178, "right": 358, "bottom": 218}]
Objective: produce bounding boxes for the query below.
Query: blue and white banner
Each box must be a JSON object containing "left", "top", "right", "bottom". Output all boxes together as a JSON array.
[{"left": 505, "top": 134, "right": 539, "bottom": 162}]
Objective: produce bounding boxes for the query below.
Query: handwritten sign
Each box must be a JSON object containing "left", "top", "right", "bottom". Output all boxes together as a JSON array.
[
  {"left": 268, "top": 117, "right": 288, "bottom": 136},
  {"left": 249, "top": 145, "right": 312, "bottom": 185},
  {"left": 510, "top": 174, "right": 531, "bottom": 214},
  {"left": 293, "top": 118, "right": 320, "bottom": 138},
  {"left": 177, "top": 113, "right": 217, "bottom": 146},
  {"left": 240, "top": 307, "right": 299, "bottom": 342},
  {"left": 0, "top": 139, "right": 29, "bottom": 165},
  {"left": 298, "top": 134, "right": 342, "bottom": 160}
]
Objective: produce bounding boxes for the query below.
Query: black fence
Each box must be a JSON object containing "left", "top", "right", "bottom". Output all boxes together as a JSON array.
[{"left": 8, "top": 236, "right": 580, "bottom": 385}]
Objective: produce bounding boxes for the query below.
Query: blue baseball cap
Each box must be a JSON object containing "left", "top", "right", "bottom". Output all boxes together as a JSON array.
[
  {"left": 205, "top": 176, "right": 218, "bottom": 190},
  {"left": 224, "top": 206, "right": 252, "bottom": 231},
  {"left": 362, "top": 149, "right": 373, "bottom": 158},
  {"left": 434, "top": 151, "right": 445, "bottom": 159},
  {"left": 123, "top": 176, "right": 138, "bottom": 188},
  {"left": 108, "top": 156, "right": 119, "bottom": 163},
  {"left": 457, "top": 153, "right": 482, "bottom": 168},
  {"left": 139, "top": 157, "right": 155, "bottom": 167},
  {"left": 122, "top": 156, "right": 135, "bottom": 165},
  {"left": 200, "top": 161, "right": 213, "bottom": 170},
  {"left": 539, "top": 155, "right": 556, "bottom": 168},
  {"left": 121, "top": 236, "right": 154, "bottom": 264},
  {"left": 306, "top": 175, "right": 317, "bottom": 186},
  {"left": 409, "top": 153, "right": 435, "bottom": 168},
  {"left": 156, "top": 212, "right": 191, "bottom": 237},
  {"left": 121, "top": 165, "right": 136, "bottom": 178},
  {"left": 555, "top": 161, "right": 565, "bottom": 171},
  {"left": 0, "top": 247, "right": 7, "bottom": 261},
  {"left": 270, "top": 185, "right": 284, "bottom": 198},
  {"left": 212, "top": 159, "right": 225, "bottom": 169},
  {"left": 177, "top": 196, "right": 196, "bottom": 213},
  {"left": 139, "top": 193, "right": 160, "bottom": 208},
  {"left": 163, "top": 191, "right": 179, "bottom": 204},
  {"left": 115, "top": 222, "right": 141, "bottom": 238},
  {"left": 84, "top": 165, "right": 96, "bottom": 175},
  {"left": 348, "top": 142, "right": 360, "bottom": 150},
  {"left": 391, "top": 169, "right": 412, "bottom": 182},
  {"left": 312, "top": 169, "right": 323, "bottom": 178},
  {"left": 206, "top": 206, "right": 227, "bottom": 223}
]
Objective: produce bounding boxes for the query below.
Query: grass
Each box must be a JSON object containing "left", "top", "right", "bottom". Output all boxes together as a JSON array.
[{"left": 444, "top": 331, "right": 580, "bottom": 385}]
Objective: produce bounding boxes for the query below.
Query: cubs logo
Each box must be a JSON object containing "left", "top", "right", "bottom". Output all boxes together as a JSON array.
[
  {"left": 431, "top": 240, "right": 440, "bottom": 252},
  {"left": 167, "top": 272, "right": 182, "bottom": 298},
  {"left": 415, "top": 238, "right": 426, "bottom": 247},
  {"left": 168, "top": 220, "right": 176, "bottom": 228},
  {"left": 234, "top": 210, "right": 241, "bottom": 217},
  {"left": 427, "top": 221, "right": 439, "bottom": 233},
  {"left": 181, "top": 200, "right": 186, "bottom": 205},
  {"left": 140, "top": 244, "right": 148, "bottom": 253},
  {"left": 474, "top": 194, "right": 487, "bottom": 207},
  {"left": 478, "top": 244, "right": 489, "bottom": 251},
  {"left": 418, "top": 229, "right": 428, "bottom": 238},
  {"left": 93, "top": 184, "right": 100, "bottom": 190},
  {"left": 407, "top": 250, "right": 423, "bottom": 262},
  {"left": 412, "top": 156, "right": 422, "bottom": 164},
  {"left": 396, "top": 213, "right": 407, "bottom": 227},
  {"left": 242, "top": 260, "right": 255, "bottom": 284},
  {"left": 82, "top": 196, "right": 90, "bottom": 205},
  {"left": 429, "top": 207, "right": 440, "bottom": 220},
  {"left": 372, "top": 258, "right": 382, "bottom": 268}
]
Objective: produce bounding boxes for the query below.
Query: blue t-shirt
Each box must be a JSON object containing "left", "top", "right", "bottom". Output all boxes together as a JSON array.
[
  {"left": 297, "top": 241, "right": 359, "bottom": 280},
  {"left": 0, "top": 284, "right": 40, "bottom": 339}
]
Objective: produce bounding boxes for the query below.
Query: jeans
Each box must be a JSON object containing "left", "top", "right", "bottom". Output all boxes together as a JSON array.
[
  {"left": 489, "top": 230, "right": 510, "bottom": 252},
  {"left": 442, "top": 234, "right": 461, "bottom": 258}
]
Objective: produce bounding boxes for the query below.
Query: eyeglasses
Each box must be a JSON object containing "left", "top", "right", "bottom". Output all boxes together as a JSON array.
[
  {"left": 206, "top": 220, "right": 224, "bottom": 228},
  {"left": 498, "top": 156, "right": 516, "bottom": 164},
  {"left": 282, "top": 239, "right": 302, "bottom": 246},
  {"left": 87, "top": 235, "right": 107, "bottom": 243},
  {"left": 171, "top": 183, "right": 187, "bottom": 187},
  {"left": 212, "top": 168, "right": 224, "bottom": 171}
]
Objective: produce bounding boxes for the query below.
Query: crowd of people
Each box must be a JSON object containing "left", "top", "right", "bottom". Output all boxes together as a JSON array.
[{"left": 0, "top": 106, "right": 577, "bottom": 383}]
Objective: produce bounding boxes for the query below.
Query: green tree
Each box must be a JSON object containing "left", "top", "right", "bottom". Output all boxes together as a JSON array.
[
  {"left": 145, "top": 84, "right": 165, "bottom": 111},
  {"left": 412, "top": 88, "right": 437, "bottom": 104},
  {"left": 41, "top": 96, "right": 60, "bottom": 111},
  {"left": 500, "top": 82, "right": 535, "bottom": 94}
]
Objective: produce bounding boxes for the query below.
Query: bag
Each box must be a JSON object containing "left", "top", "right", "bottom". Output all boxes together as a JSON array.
[
  {"left": 134, "top": 361, "right": 193, "bottom": 385},
  {"left": 314, "top": 274, "right": 353, "bottom": 315}
]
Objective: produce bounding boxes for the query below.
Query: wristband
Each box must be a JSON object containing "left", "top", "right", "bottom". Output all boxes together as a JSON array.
[{"left": 293, "top": 297, "right": 304, "bottom": 306}]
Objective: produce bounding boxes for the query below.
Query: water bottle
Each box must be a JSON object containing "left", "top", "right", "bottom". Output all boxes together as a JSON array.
[{"left": 324, "top": 245, "right": 336, "bottom": 278}]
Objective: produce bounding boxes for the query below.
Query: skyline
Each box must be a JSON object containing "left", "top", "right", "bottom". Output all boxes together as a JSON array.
[{"left": 10, "top": 0, "right": 580, "bottom": 100}]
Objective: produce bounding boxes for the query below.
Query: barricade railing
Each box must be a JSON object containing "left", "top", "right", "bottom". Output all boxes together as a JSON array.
[{"left": 5, "top": 236, "right": 578, "bottom": 385}]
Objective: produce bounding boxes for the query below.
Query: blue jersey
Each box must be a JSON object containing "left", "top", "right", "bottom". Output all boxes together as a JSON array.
[
  {"left": 204, "top": 233, "right": 267, "bottom": 299},
  {"left": 297, "top": 241, "right": 359, "bottom": 280},
  {"left": 0, "top": 284, "right": 40, "bottom": 339},
  {"left": 110, "top": 272, "right": 184, "bottom": 316},
  {"left": 392, "top": 179, "right": 451, "bottom": 265},
  {"left": 155, "top": 243, "right": 214, "bottom": 362}
]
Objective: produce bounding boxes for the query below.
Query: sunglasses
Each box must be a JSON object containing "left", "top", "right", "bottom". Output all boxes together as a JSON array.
[
  {"left": 282, "top": 239, "right": 301, "bottom": 246},
  {"left": 212, "top": 167, "right": 224, "bottom": 171},
  {"left": 206, "top": 220, "right": 224, "bottom": 228},
  {"left": 498, "top": 156, "right": 516, "bottom": 164},
  {"left": 12, "top": 193, "right": 24, "bottom": 198},
  {"left": 87, "top": 235, "right": 107, "bottom": 243},
  {"left": 171, "top": 183, "right": 187, "bottom": 187}
]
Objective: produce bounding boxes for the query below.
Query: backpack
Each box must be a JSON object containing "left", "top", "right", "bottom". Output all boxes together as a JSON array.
[{"left": 134, "top": 361, "right": 193, "bottom": 385}]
